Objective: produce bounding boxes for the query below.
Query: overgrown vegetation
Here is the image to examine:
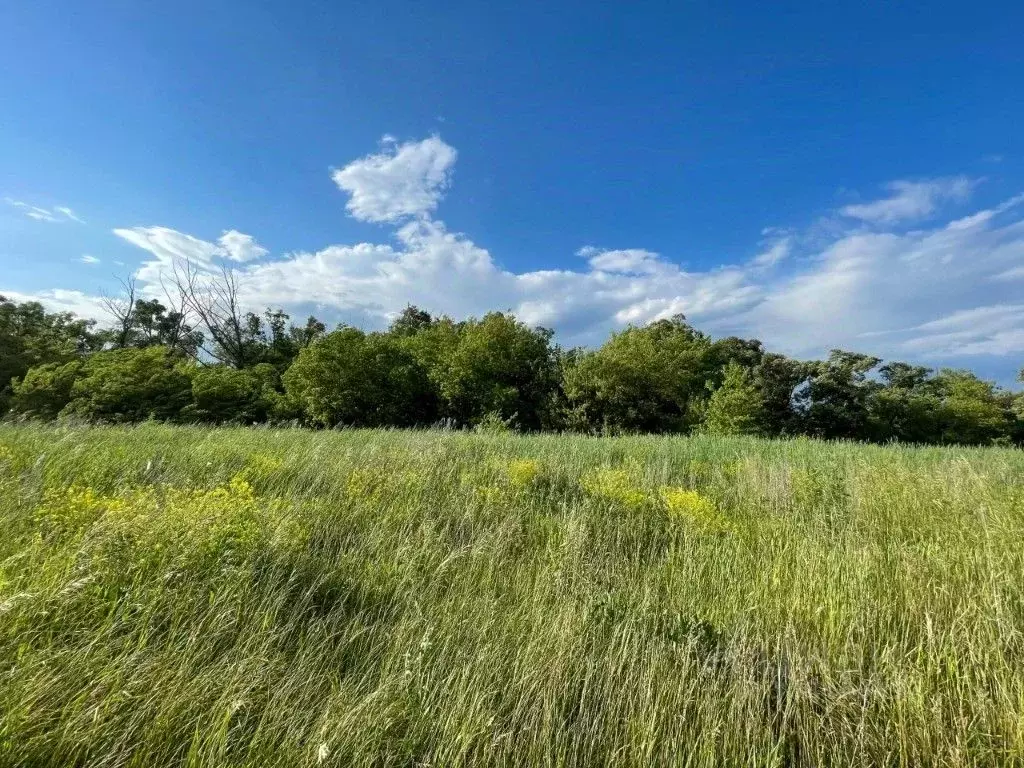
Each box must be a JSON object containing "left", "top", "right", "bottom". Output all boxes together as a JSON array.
[
  {"left": 2, "top": 292, "right": 1023, "bottom": 445},
  {"left": 2, "top": 423, "right": 1024, "bottom": 765}
]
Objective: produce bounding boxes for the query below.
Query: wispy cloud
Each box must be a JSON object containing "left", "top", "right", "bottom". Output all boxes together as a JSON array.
[
  {"left": 5, "top": 198, "right": 85, "bottom": 224},
  {"left": 56, "top": 206, "right": 85, "bottom": 224},
  {"left": 839, "top": 177, "right": 975, "bottom": 225},
  {"left": 79, "top": 254, "right": 100, "bottom": 265}
]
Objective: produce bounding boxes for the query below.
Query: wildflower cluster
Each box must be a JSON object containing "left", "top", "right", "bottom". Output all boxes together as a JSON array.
[
  {"left": 658, "top": 487, "right": 732, "bottom": 533},
  {"left": 506, "top": 459, "right": 542, "bottom": 488},
  {"left": 0, "top": 443, "right": 25, "bottom": 476},
  {"left": 459, "top": 458, "right": 546, "bottom": 507},
  {"left": 580, "top": 468, "right": 648, "bottom": 511},
  {"left": 33, "top": 475, "right": 302, "bottom": 576}
]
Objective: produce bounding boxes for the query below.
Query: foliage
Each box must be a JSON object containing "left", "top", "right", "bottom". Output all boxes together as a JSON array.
[
  {"left": 1, "top": 294, "right": 1021, "bottom": 446},
  {"left": 703, "top": 361, "right": 765, "bottom": 436},
  {"left": 932, "top": 369, "right": 1013, "bottom": 445},
  {"left": 796, "top": 350, "right": 882, "bottom": 439},
  {"left": 183, "top": 363, "right": 285, "bottom": 424},
  {"left": 430, "top": 312, "right": 558, "bottom": 429},
  {"left": 563, "top": 315, "right": 714, "bottom": 433},
  {"left": 103, "top": 296, "right": 203, "bottom": 358},
  {"left": 282, "top": 327, "right": 437, "bottom": 427},
  {"left": 9, "top": 360, "right": 84, "bottom": 418},
  {"left": 62, "top": 347, "right": 193, "bottom": 422},
  {"left": 0, "top": 295, "right": 99, "bottom": 411}
]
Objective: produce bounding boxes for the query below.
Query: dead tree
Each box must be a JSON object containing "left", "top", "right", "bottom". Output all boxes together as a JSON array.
[
  {"left": 171, "top": 258, "right": 253, "bottom": 369},
  {"left": 99, "top": 275, "right": 138, "bottom": 349}
]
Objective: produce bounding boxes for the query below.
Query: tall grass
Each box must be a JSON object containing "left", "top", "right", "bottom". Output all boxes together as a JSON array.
[{"left": 1, "top": 423, "right": 1023, "bottom": 766}]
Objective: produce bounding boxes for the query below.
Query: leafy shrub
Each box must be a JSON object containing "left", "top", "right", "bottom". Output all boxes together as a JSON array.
[
  {"left": 183, "top": 363, "right": 285, "bottom": 424},
  {"left": 10, "top": 360, "right": 83, "bottom": 417},
  {"left": 283, "top": 328, "right": 437, "bottom": 427}
]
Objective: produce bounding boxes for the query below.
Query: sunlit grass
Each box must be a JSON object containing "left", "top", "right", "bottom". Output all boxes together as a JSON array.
[{"left": 1, "top": 423, "right": 1023, "bottom": 766}]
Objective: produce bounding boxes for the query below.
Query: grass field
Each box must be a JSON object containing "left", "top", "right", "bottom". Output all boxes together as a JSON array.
[{"left": 2, "top": 423, "right": 1024, "bottom": 766}]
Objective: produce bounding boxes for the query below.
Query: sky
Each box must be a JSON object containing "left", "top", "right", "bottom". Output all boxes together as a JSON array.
[{"left": 2, "top": 0, "right": 1024, "bottom": 384}]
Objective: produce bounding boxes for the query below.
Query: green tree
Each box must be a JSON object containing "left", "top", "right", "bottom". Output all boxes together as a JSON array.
[
  {"left": 62, "top": 347, "right": 193, "bottom": 422},
  {"left": 797, "top": 350, "right": 881, "bottom": 440},
  {"left": 0, "top": 295, "right": 99, "bottom": 412},
  {"left": 703, "top": 361, "right": 765, "bottom": 436},
  {"left": 9, "top": 360, "right": 84, "bottom": 418},
  {"left": 283, "top": 328, "right": 437, "bottom": 427},
  {"left": 431, "top": 312, "right": 558, "bottom": 430},
  {"left": 931, "top": 369, "right": 1012, "bottom": 445},
  {"left": 182, "top": 363, "right": 285, "bottom": 424},
  {"left": 12, "top": 347, "right": 193, "bottom": 422},
  {"left": 750, "top": 353, "right": 808, "bottom": 436},
  {"left": 101, "top": 281, "right": 203, "bottom": 356},
  {"left": 389, "top": 305, "right": 435, "bottom": 337},
  {"left": 866, "top": 362, "right": 941, "bottom": 444},
  {"left": 563, "top": 315, "right": 713, "bottom": 433},
  {"left": 1013, "top": 367, "right": 1024, "bottom": 444}
]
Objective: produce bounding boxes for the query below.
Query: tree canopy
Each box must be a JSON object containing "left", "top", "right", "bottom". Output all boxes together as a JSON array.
[{"left": 1, "top": 293, "right": 1021, "bottom": 446}]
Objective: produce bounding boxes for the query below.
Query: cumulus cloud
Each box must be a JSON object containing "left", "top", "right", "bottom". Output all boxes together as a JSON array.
[
  {"left": 218, "top": 230, "right": 268, "bottom": 262},
  {"left": 839, "top": 177, "right": 975, "bottom": 224},
  {"left": 11, "top": 138, "right": 1024, "bottom": 378},
  {"left": 4, "top": 199, "right": 84, "bottom": 223},
  {"left": 724, "top": 194, "right": 1024, "bottom": 358},
  {"left": 330, "top": 136, "right": 457, "bottom": 223}
]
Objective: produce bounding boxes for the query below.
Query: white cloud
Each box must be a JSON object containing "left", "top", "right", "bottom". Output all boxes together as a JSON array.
[
  {"left": 994, "top": 265, "right": 1024, "bottom": 281},
  {"left": 13, "top": 137, "right": 1024, "bottom": 380},
  {"left": 839, "top": 177, "right": 975, "bottom": 224},
  {"left": 104, "top": 158, "right": 1024, "bottom": 365},
  {"left": 6, "top": 199, "right": 57, "bottom": 222},
  {"left": 330, "top": 136, "right": 457, "bottom": 223},
  {"left": 218, "top": 229, "right": 268, "bottom": 262},
  {"left": 55, "top": 206, "right": 84, "bottom": 224},
  {"left": 112, "top": 225, "right": 267, "bottom": 283},
  {"left": 581, "top": 247, "right": 665, "bottom": 275},
  {"left": 723, "top": 194, "right": 1024, "bottom": 358},
  {"left": 897, "top": 305, "right": 1024, "bottom": 357},
  {"left": 4, "top": 198, "right": 85, "bottom": 223},
  {"left": 751, "top": 237, "right": 791, "bottom": 267},
  {"left": 79, "top": 254, "right": 100, "bottom": 265},
  {"left": 0, "top": 289, "right": 108, "bottom": 321}
]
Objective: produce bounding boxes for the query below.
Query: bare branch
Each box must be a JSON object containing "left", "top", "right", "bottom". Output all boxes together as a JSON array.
[{"left": 99, "top": 275, "right": 137, "bottom": 349}]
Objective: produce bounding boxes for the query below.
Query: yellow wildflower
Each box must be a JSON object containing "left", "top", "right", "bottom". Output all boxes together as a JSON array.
[
  {"left": 581, "top": 468, "right": 647, "bottom": 510},
  {"left": 659, "top": 487, "right": 731, "bottom": 533},
  {"left": 506, "top": 459, "right": 541, "bottom": 487}
]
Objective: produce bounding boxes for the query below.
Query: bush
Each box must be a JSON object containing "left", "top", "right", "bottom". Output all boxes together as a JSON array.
[
  {"left": 283, "top": 328, "right": 437, "bottom": 427},
  {"left": 183, "top": 363, "right": 285, "bottom": 424},
  {"left": 61, "top": 347, "right": 193, "bottom": 422},
  {"left": 10, "top": 360, "right": 84, "bottom": 418}
]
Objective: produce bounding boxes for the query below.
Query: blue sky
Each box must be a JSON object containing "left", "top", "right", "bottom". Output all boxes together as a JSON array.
[{"left": 2, "top": 0, "right": 1024, "bottom": 383}]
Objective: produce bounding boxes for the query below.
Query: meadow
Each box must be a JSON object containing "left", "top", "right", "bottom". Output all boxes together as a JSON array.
[{"left": 1, "top": 423, "right": 1024, "bottom": 766}]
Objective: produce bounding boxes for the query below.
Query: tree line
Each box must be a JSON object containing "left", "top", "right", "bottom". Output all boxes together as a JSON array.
[{"left": 2, "top": 276, "right": 1022, "bottom": 445}]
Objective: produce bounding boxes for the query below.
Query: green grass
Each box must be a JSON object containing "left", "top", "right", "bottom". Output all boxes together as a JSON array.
[{"left": 2, "top": 423, "right": 1024, "bottom": 766}]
